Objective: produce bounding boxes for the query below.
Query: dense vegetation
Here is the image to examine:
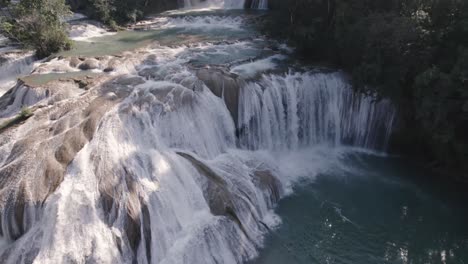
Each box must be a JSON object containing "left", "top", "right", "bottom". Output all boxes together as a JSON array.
[
  {"left": 266, "top": 0, "right": 468, "bottom": 180},
  {"left": 0, "top": 0, "right": 72, "bottom": 58},
  {"left": 67, "top": 0, "right": 177, "bottom": 28},
  {"left": 0, "top": 0, "right": 175, "bottom": 56}
]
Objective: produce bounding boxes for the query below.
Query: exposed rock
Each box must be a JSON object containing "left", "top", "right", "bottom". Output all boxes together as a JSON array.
[
  {"left": 0, "top": 75, "right": 121, "bottom": 244},
  {"left": 142, "top": 54, "right": 158, "bottom": 65},
  {"left": 196, "top": 68, "right": 246, "bottom": 127},
  {"left": 33, "top": 61, "right": 75, "bottom": 74},
  {"left": 79, "top": 58, "right": 100, "bottom": 70},
  {"left": 113, "top": 75, "right": 145, "bottom": 87},
  {"left": 138, "top": 66, "right": 160, "bottom": 80},
  {"left": 0, "top": 82, "right": 48, "bottom": 119},
  {"left": 175, "top": 152, "right": 270, "bottom": 241},
  {"left": 69, "top": 57, "right": 81, "bottom": 68},
  {"left": 104, "top": 58, "right": 120, "bottom": 72},
  {"left": 254, "top": 170, "right": 283, "bottom": 205},
  {"left": 176, "top": 152, "right": 232, "bottom": 216}
]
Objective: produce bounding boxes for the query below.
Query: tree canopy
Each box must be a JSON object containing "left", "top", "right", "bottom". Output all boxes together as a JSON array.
[{"left": 0, "top": 0, "right": 72, "bottom": 57}]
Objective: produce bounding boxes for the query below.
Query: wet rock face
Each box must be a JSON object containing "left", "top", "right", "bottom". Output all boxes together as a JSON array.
[
  {"left": 176, "top": 152, "right": 230, "bottom": 215},
  {"left": 196, "top": 68, "right": 245, "bottom": 127},
  {"left": 0, "top": 83, "right": 49, "bottom": 119},
  {"left": 254, "top": 170, "right": 283, "bottom": 206},
  {"left": 176, "top": 152, "right": 248, "bottom": 237},
  {"left": 176, "top": 151, "right": 282, "bottom": 242},
  {"left": 104, "top": 58, "right": 120, "bottom": 72},
  {"left": 138, "top": 66, "right": 161, "bottom": 80},
  {"left": 0, "top": 75, "right": 121, "bottom": 244},
  {"left": 69, "top": 57, "right": 82, "bottom": 68}
]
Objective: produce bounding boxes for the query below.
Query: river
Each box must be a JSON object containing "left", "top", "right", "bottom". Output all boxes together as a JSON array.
[{"left": 0, "top": 1, "right": 466, "bottom": 264}]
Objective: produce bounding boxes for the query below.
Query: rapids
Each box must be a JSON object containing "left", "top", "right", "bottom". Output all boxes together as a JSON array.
[
  {"left": 0, "top": 51, "right": 36, "bottom": 96},
  {"left": 1, "top": 3, "right": 461, "bottom": 264}
]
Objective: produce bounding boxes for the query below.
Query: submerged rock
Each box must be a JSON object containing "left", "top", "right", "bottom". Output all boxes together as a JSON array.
[
  {"left": 254, "top": 170, "right": 283, "bottom": 206},
  {"left": 79, "top": 58, "right": 100, "bottom": 70},
  {"left": 69, "top": 57, "right": 82, "bottom": 68},
  {"left": 138, "top": 66, "right": 161, "bottom": 80}
]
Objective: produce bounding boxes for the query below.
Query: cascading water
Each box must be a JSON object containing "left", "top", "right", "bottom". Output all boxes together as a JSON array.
[
  {"left": 238, "top": 72, "right": 395, "bottom": 151},
  {"left": 0, "top": 52, "right": 35, "bottom": 96},
  {"left": 249, "top": 0, "right": 268, "bottom": 9},
  {"left": 0, "top": 8, "right": 396, "bottom": 264}
]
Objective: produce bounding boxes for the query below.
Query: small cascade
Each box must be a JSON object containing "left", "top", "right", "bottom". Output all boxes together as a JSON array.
[
  {"left": 238, "top": 72, "right": 395, "bottom": 151},
  {"left": 0, "top": 52, "right": 35, "bottom": 95},
  {"left": 249, "top": 0, "right": 268, "bottom": 9}
]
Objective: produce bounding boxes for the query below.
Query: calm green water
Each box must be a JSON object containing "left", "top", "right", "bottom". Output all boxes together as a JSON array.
[
  {"left": 252, "top": 154, "right": 468, "bottom": 264},
  {"left": 61, "top": 10, "right": 262, "bottom": 57}
]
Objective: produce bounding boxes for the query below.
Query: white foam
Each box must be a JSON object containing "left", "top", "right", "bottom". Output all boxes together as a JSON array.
[
  {"left": 231, "top": 54, "right": 287, "bottom": 78},
  {"left": 69, "top": 23, "right": 116, "bottom": 42},
  {"left": 183, "top": 0, "right": 245, "bottom": 9},
  {"left": 0, "top": 51, "right": 36, "bottom": 96},
  {"left": 238, "top": 72, "right": 396, "bottom": 151},
  {"left": 143, "top": 15, "right": 244, "bottom": 31}
]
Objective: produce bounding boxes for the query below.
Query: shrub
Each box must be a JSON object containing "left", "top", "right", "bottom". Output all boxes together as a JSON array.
[{"left": 0, "top": 0, "right": 72, "bottom": 58}]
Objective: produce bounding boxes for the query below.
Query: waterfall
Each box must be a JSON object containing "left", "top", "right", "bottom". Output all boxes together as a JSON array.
[
  {"left": 238, "top": 72, "right": 395, "bottom": 151},
  {"left": 0, "top": 52, "right": 35, "bottom": 96},
  {"left": 0, "top": 10, "right": 394, "bottom": 264}
]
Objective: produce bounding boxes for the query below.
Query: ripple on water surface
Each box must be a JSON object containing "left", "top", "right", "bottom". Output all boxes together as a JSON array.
[{"left": 251, "top": 154, "right": 468, "bottom": 264}]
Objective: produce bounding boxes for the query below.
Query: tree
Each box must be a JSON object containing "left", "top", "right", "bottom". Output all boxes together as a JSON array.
[{"left": 0, "top": 0, "right": 72, "bottom": 58}]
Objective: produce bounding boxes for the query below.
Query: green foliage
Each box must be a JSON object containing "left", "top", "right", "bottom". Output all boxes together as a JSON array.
[
  {"left": 0, "top": 106, "right": 34, "bottom": 133},
  {"left": 19, "top": 106, "right": 33, "bottom": 118},
  {"left": 0, "top": 0, "right": 72, "bottom": 58},
  {"left": 70, "top": 0, "right": 177, "bottom": 27}
]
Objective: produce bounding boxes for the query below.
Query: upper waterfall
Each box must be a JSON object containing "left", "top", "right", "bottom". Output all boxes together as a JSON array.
[{"left": 238, "top": 72, "right": 395, "bottom": 151}]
